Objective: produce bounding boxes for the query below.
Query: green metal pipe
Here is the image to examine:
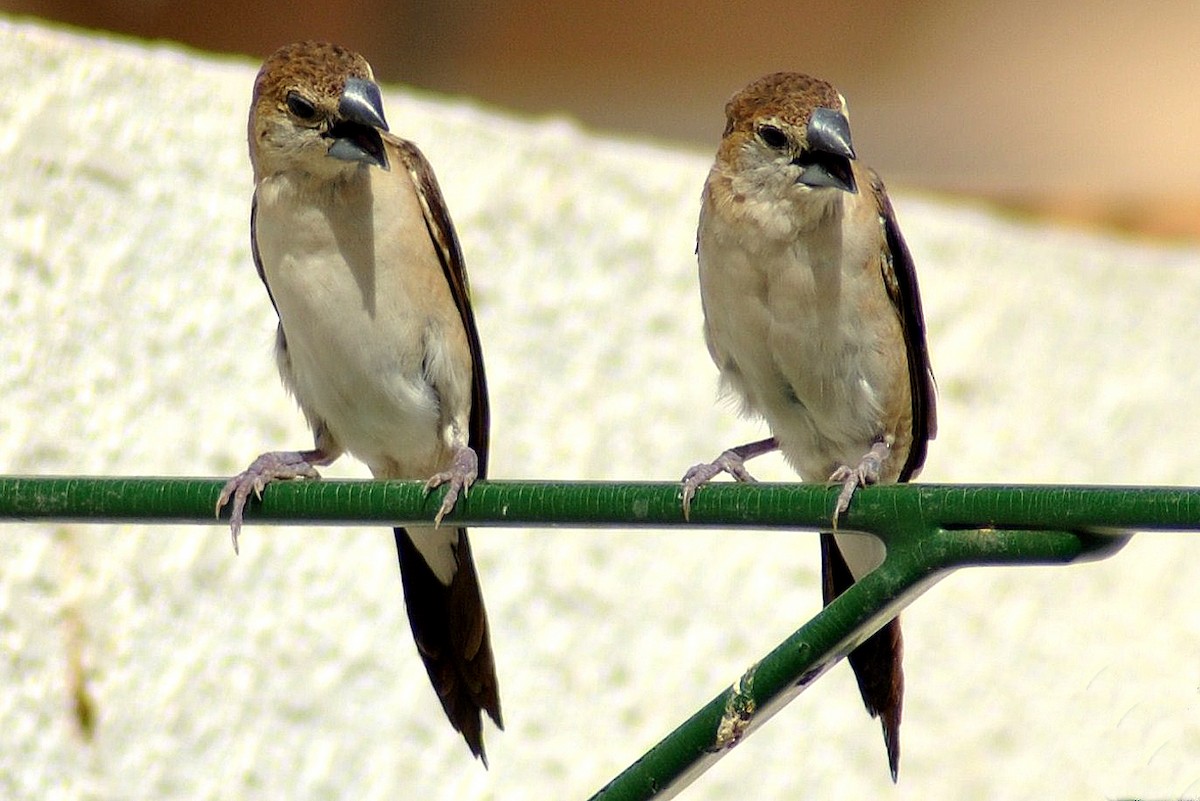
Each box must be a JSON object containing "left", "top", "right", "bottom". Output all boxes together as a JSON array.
[
  {"left": 0, "top": 475, "right": 1175, "bottom": 799},
  {"left": 1, "top": 477, "right": 1199, "bottom": 533},
  {"left": 587, "top": 525, "right": 1129, "bottom": 800}
]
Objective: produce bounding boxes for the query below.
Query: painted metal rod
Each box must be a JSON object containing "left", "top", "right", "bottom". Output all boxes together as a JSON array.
[
  {"left": 0, "top": 475, "right": 1179, "bottom": 798},
  {"left": 1, "top": 477, "right": 1199, "bottom": 534}
]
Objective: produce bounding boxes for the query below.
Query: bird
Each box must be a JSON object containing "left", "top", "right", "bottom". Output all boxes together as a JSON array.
[
  {"left": 680, "top": 72, "right": 936, "bottom": 780},
  {"left": 216, "top": 41, "right": 501, "bottom": 764}
]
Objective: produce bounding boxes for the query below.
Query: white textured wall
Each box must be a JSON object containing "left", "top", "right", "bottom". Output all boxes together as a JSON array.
[{"left": 1, "top": 18, "right": 1198, "bottom": 801}]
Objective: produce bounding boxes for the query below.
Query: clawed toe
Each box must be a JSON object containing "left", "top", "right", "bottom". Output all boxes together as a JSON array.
[
  {"left": 680, "top": 450, "right": 761, "bottom": 520},
  {"left": 424, "top": 446, "right": 479, "bottom": 526},
  {"left": 829, "top": 443, "right": 888, "bottom": 524},
  {"left": 215, "top": 451, "right": 325, "bottom": 553},
  {"left": 832, "top": 470, "right": 864, "bottom": 522}
]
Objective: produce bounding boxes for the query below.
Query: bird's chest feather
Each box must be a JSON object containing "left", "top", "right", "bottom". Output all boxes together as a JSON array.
[
  {"left": 700, "top": 198, "right": 905, "bottom": 471},
  {"left": 253, "top": 172, "right": 456, "bottom": 466}
]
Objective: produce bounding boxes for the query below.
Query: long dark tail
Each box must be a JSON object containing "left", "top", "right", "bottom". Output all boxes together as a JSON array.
[
  {"left": 820, "top": 531, "right": 903, "bottom": 781},
  {"left": 395, "top": 527, "right": 503, "bottom": 764}
]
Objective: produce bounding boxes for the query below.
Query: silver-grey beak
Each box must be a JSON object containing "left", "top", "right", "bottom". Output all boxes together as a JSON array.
[
  {"left": 327, "top": 76, "right": 390, "bottom": 170},
  {"left": 807, "top": 107, "right": 855, "bottom": 160},
  {"left": 339, "top": 77, "right": 389, "bottom": 131},
  {"left": 794, "top": 106, "right": 857, "bottom": 193}
]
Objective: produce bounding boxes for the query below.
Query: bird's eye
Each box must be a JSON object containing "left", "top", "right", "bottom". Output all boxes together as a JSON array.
[
  {"left": 757, "top": 124, "right": 788, "bottom": 150},
  {"left": 286, "top": 92, "right": 317, "bottom": 120}
]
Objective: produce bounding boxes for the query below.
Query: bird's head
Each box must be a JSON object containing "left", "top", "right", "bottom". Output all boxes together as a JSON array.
[
  {"left": 718, "top": 72, "right": 858, "bottom": 197},
  {"left": 249, "top": 41, "right": 390, "bottom": 181}
]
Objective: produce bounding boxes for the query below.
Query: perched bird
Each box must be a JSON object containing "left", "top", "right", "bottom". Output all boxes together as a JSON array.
[
  {"left": 216, "top": 41, "right": 501, "bottom": 763},
  {"left": 681, "top": 72, "right": 936, "bottom": 780}
]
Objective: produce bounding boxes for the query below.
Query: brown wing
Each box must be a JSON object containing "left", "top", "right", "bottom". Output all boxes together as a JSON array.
[
  {"left": 386, "top": 136, "right": 502, "bottom": 761},
  {"left": 869, "top": 169, "right": 937, "bottom": 482},
  {"left": 249, "top": 193, "right": 281, "bottom": 320},
  {"left": 388, "top": 135, "right": 491, "bottom": 479}
]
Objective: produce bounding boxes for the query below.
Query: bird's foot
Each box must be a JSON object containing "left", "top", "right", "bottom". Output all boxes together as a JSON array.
[
  {"left": 680, "top": 438, "right": 778, "bottom": 519},
  {"left": 829, "top": 441, "right": 890, "bottom": 523},
  {"left": 424, "top": 446, "right": 479, "bottom": 527},
  {"left": 216, "top": 450, "right": 325, "bottom": 553}
]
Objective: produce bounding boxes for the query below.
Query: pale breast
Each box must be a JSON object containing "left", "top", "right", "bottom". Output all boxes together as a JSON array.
[
  {"left": 698, "top": 189, "right": 909, "bottom": 481},
  {"left": 254, "top": 171, "right": 455, "bottom": 476}
]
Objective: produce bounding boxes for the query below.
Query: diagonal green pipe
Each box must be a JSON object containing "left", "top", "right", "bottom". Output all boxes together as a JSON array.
[
  {"left": 1, "top": 476, "right": 1189, "bottom": 798},
  {"left": 586, "top": 524, "right": 1129, "bottom": 800}
]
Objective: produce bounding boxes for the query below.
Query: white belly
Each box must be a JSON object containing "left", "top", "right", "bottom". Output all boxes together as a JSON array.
[
  {"left": 254, "top": 174, "right": 448, "bottom": 478},
  {"left": 276, "top": 259, "right": 443, "bottom": 475},
  {"left": 698, "top": 197, "right": 904, "bottom": 483}
]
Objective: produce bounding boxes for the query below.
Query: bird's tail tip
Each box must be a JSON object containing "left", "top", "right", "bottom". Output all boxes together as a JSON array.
[{"left": 883, "top": 718, "right": 901, "bottom": 781}]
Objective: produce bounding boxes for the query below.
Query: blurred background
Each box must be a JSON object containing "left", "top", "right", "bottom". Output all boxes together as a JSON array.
[{"left": 4, "top": 0, "right": 1197, "bottom": 239}]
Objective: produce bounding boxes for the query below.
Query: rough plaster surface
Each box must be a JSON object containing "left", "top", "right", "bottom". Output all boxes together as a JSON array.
[{"left": 1, "top": 17, "right": 1198, "bottom": 801}]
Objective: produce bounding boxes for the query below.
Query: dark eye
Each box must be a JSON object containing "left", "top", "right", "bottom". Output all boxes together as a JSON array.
[
  {"left": 757, "top": 124, "right": 788, "bottom": 150},
  {"left": 286, "top": 92, "right": 317, "bottom": 120}
]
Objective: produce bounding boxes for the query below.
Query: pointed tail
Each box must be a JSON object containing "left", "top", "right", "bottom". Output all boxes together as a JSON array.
[
  {"left": 395, "top": 526, "right": 503, "bottom": 764},
  {"left": 820, "top": 531, "right": 903, "bottom": 781}
]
